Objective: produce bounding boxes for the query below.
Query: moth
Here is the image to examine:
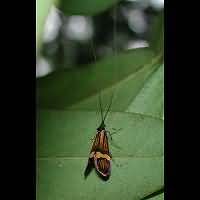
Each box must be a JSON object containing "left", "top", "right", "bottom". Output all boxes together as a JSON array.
[{"left": 84, "top": 94, "right": 114, "bottom": 180}]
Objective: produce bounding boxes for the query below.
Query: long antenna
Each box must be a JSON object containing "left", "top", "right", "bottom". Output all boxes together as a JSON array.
[
  {"left": 102, "top": 5, "right": 118, "bottom": 122},
  {"left": 90, "top": 5, "right": 118, "bottom": 126},
  {"left": 102, "top": 5, "right": 118, "bottom": 124},
  {"left": 99, "top": 92, "right": 104, "bottom": 122},
  {"left": 103, "top": 92, "right": 114, "bottom": 123},
  {"left": 89, "top": 21, "right": 103, "bottom": 123},
  {"left": 113, "top": 4, "right": 118, "bottom": 85}
]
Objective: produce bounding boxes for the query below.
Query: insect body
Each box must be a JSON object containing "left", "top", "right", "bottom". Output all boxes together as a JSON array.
[{"left": 84, "top": 95, "right": 113, "bottom": 180}]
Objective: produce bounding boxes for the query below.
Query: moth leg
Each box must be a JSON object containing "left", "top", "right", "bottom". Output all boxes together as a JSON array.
[
  {"left": 111, "top": 128, "right": 119, "bottom": 131},
  {"left": 107, "top": 128, "right": 122, "bottom": 140},
  {"left": 110, "top": 128, "right": 122, "bottom": 136},
  {"left": 107, "top": 129, "right": 122, "bottom": 149},
  {"left": 109, "top": 151, "right": 112, "bottom": 159},
  {"left": 90, "top": 136, "right": 96, "bottom": 142},
  {"left": 107, "top": 131, "right": 113, "bottom": 141}
]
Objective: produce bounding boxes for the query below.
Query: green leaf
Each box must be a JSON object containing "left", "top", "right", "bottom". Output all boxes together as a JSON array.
[
  {"left": 37, "top": 110, "right": 163, "bottom": 157},
  {"left": 141, "top": 188, "right": 163, "bottom": 200},
  {"left": 36, "top": 0, "right": 58, "bottom": 51},
  {"left": 37, "top": 48, "right": 163, "bottom": 111},
  {"left": 144, "top": 192, "right": 164, "bottom": 200},
  {"left": 58, "top": 0, "right": 120, "bottom": 16},
  {"left": 149, "top": 11, "right": 164, "bottom": 54},
  {"left": 126, "top": 64, "right": 164, "bottom": 119},
  {"left": 37, "top": 110, "right": 163, "bottom": 200}
]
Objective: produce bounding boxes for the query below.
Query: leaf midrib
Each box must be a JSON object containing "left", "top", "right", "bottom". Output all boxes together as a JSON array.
[{"left": 37, "top": 155, "right": 164, "bottom": 160}]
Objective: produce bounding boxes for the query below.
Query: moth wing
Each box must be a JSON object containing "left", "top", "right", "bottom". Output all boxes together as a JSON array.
[
  {"left": 84, "top": 158, "right": 93, "bottom": 178},
  {"left": 94, "top": 158, "right": 111, "bottom": 177}
]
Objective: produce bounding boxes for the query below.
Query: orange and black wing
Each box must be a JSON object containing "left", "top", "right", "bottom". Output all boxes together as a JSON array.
[
  {"left": 94, "top": 157, "right": 111, "bottom": 177},
  {"left": 84, "top": 157, "right": 94, "bottom": 178},
  {"left": 84, "top": 129, "right": 111, "bottom": 179},
  {"left": 90, "top": 130, "right": 110, "bottom": 155}
]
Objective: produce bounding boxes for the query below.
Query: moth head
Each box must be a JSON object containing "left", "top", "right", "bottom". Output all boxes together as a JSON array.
[{"left": 97, "top": 121, "right": 106, "bottom": 132}]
